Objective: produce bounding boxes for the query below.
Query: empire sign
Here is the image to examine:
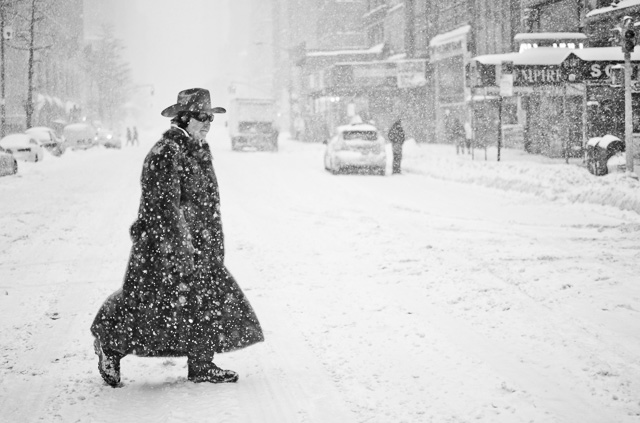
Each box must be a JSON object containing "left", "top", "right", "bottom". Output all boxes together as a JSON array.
[
  {"left": 512, "top": 61, "right": 640, "bottom": 86},
  {"left": 517, "top": 67, "right": 563, "bottom": 84}
]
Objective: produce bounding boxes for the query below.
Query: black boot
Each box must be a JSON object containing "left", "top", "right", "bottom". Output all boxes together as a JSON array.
[
  {"left": 93, "top": 337, "right": 122, "bottom": 387},
  {"left": 187, "top": 357, "right": 239, "bottom": 383}
]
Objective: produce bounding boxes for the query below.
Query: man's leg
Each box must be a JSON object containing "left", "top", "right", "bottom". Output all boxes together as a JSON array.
[
  {"left": 94, "top": 337, "right": 124, "bottom": 387},
  {"left": 187, "top": 351, "right": 238, "bottom": 383}
]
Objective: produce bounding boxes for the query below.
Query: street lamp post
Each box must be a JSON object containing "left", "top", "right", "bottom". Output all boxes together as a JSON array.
[
  {"left": 613, "top": 16, "right": 637, "bottom": 174},
  {"left": 624, "top": 50, "right": 634, "bottom": 173},
  {"left": 1, "top": 5, "right": 6, "bottom": 138},
  {"left": 621, "top": 17, "right": 636, "bottom": 173}
]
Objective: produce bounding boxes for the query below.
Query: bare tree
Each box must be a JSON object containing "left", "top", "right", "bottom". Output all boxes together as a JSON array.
[
  {"left": 0, "top": 0, "right": 23, "bottom": 136},
  {"left": 8, "top": 0, "right": 53, "bottom": 128}
]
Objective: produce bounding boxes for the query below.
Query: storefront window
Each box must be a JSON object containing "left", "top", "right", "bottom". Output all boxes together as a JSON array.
[{"left": 502, "top": 97, "right": 518, "bottom": 125}]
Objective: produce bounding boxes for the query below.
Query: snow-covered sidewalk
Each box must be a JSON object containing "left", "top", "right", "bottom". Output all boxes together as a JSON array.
[{"left": 401, "top": 141, "right": 640, "bottom": 216}]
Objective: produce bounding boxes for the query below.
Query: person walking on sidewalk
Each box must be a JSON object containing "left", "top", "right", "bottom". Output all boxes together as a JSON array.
[
  {"left": 90, "top": 88, "right": 264, "bottom": 387},
  {"left": 388, "top": 119, "right": 406, "bottom": 174},
  {"left": 444, "top": 110, "right": 466, "bottom": 155}
]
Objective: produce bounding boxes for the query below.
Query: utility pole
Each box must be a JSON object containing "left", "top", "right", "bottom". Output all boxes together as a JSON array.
[
  {"left": 1, "top": 3, "right": 6, "bottom": 138},
  {"left": 498, "top": 61, "right": 514, "bottom": 162},
  {"left": 624, "top": 50, "right": 633, "bottom": 172},
  {"left": 621, "top": 16, "right": 636, "bottom": 173}
]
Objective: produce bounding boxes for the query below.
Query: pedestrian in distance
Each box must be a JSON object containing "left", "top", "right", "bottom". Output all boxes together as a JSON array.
[
  {"left": 133, "top": 126, "right": 139, "bottom": 146},
  {"left": 126, "top": 127, "right": 132, "bottom": 147},
  {"left": 90, "top": 88, "right": 264, "bottom": 387},
  {"left": 464, "top": 120, "right": 472, "bottom": 154},
  {"left": 388, "top": 118, "right": 406, "bottom": 174},
  {"left": 444, "top": 110, "right": 466, "bottom": 155}
]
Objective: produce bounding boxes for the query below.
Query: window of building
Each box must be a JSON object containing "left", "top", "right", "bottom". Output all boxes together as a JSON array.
[
  {"left": 538, "top": 0, "right": 580, "bottom": 32},
  {"left": 368, "top": 22, "right": 384, "bottom": 45},
  {"left": 438, "top": 1, "right": 466, "bottom": 32}
]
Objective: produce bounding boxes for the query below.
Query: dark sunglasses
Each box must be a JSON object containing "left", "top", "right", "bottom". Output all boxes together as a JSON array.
[{"left": 193, "top": 112, "right": 214, "bottom": 123}]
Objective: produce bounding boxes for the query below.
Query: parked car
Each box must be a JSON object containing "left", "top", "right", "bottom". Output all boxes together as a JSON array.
[
  {"left": 26, "top": 126, "right": 66, "bottom": 156},
  {"left": 96, "top": 128, "right": 122, "bottom": 149},
  {"left": 0, "top": 145, "right": 18, "bottom": 176},
  {"left": 0, "top": 133, "right": 44, "bottom": 162},
  {"left": 63, "top": 123, "right": 98, "bottom": 150},
  {"left": 323, "top": 123, "right": 387, "bottom": 175}
]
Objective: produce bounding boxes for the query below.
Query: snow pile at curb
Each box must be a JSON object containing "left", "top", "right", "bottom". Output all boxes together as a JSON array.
[{"left": 402, "top": 141, "right": 640, "bottom": 215}]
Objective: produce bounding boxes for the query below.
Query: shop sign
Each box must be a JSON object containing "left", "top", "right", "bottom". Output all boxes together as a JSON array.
[
  {"left": 430, "top": 25, "right": 470, "bottom": 62},
  {"left": 500, "top": 61, "right": 514, "bottom": 96},
  {"left": 515, "top": 66, "right": 564, "bottom": 85},
  {"left": 500, "top": 74, "right": 514, "bottom": 96},
  {"left": 353, "top": 62, "right": 396, "bottom": 86},
  {"left": 583, "top": 62, "right": 640, "bottom": 82},
  {"left": 331, "top": 62, "right": 398, "bottom": 88},
  {"left": 431, "top": 40, "right": 464, "bottom": 62},
  {"left": 397, "top": 60, "right": 426, "bottom": 88}
]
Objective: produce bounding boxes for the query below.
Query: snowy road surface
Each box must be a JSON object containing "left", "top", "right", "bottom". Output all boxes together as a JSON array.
[{"left": 1, "top": 127, "right": 639, "bottom": 423}]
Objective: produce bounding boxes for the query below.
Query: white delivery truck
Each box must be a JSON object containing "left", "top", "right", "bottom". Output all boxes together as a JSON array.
[{"left": 228, "top": 98, "right": 278, "bottom": 152}]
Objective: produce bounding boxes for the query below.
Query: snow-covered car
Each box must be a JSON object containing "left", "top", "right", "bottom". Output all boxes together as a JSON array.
[
  {"left": 0, "top": 133, "right": 45, "bottom": 162},
  {"left": 63, "top": 123, "right": 98, "bottom": 150},
  {"left": 26, "top": 126, "right": 66, "bottom": 156},
  {"left": 323, "top": 123, "right": 386, "bottom": 175},
  {"left": 0, "top": 145, "right": 18, "bottom": 176},
  {"left": 96, "top": 129, "right": 122, "bottom": 149}
]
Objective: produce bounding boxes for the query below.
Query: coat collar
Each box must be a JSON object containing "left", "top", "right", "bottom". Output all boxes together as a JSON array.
[{"left": 164, "top": 125, "right": 206, "bottom": 152}]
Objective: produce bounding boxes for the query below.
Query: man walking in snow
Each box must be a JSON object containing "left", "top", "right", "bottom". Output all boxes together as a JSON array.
[
  {"left": 388, "top": 119, "right": 405, "bottom": 174},
  {"left": 90, "top": 88, "right": 264, "bottom": 387}
]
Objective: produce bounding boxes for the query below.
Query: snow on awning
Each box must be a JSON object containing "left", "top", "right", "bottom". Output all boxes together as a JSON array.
[
  {"left": 429, "top": 25, "right": 471, "bottom": 47},
  {"left": 471, "top": 94, "right": 501, "bottom": 101},
  {"left": 473, "top": 47, "right": 640, "bottom": 66},
  {"left": 473, "top": 48, "right": 570, "bottom": 66},
  {"left": 306, "top": 43, "right": 384, "bottom": 58},
  {"left": 573, "top": 46, "right": 640, "bottom": 61},
  {"left": 586, "top": 0, "right": 640, "bottom": 18},
  {"left": 514, "top": 32, "right": 588, "bottom": 42}
]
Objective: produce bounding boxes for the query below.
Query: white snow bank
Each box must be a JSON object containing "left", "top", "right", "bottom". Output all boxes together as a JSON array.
[{"left": 401, "top": 141, "right": 640, "bottom": 215}]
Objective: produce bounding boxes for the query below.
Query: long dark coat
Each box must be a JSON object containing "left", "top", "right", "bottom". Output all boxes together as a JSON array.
[{"left": 91, "top": 127, "right": 264, "bottom": 358}]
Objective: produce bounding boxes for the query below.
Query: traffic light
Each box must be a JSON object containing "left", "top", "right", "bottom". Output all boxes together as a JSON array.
[{"left": 621, "top": 16, "right": 637, "bottom": 53}]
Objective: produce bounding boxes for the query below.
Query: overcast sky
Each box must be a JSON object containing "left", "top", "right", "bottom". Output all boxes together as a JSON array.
[{"left": 113, "top": 0, "right": 232, "bottom": 122}]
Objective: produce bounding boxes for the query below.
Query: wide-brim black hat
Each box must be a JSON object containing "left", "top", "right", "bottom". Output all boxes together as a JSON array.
[{"left": 161, "top": 88, "right": 226, "bottom": 117}]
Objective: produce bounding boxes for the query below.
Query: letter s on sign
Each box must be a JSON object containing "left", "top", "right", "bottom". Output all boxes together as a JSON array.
[{"left": 590, "top": 64, "right": 602, "bottom": 78}]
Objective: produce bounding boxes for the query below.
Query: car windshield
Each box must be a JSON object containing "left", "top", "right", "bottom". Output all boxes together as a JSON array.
[
  {"left": 239, "top": 122, "right": 273, "bottom": 133},
  {"left": 343, "top": 131, "right": 378, "bottom": 141}
]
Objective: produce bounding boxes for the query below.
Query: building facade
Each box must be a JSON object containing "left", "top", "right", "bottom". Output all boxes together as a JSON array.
[
  {"left": 1, "top": 0, "right": 122, "bottom": 136},
  {"left": 267, "top": 0, "right": 640, "bottom": 159}
]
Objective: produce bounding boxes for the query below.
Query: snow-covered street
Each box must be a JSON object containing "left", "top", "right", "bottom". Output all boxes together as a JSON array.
[{"left": 1, "top": 127, "right": 639, "bottom": 423}]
